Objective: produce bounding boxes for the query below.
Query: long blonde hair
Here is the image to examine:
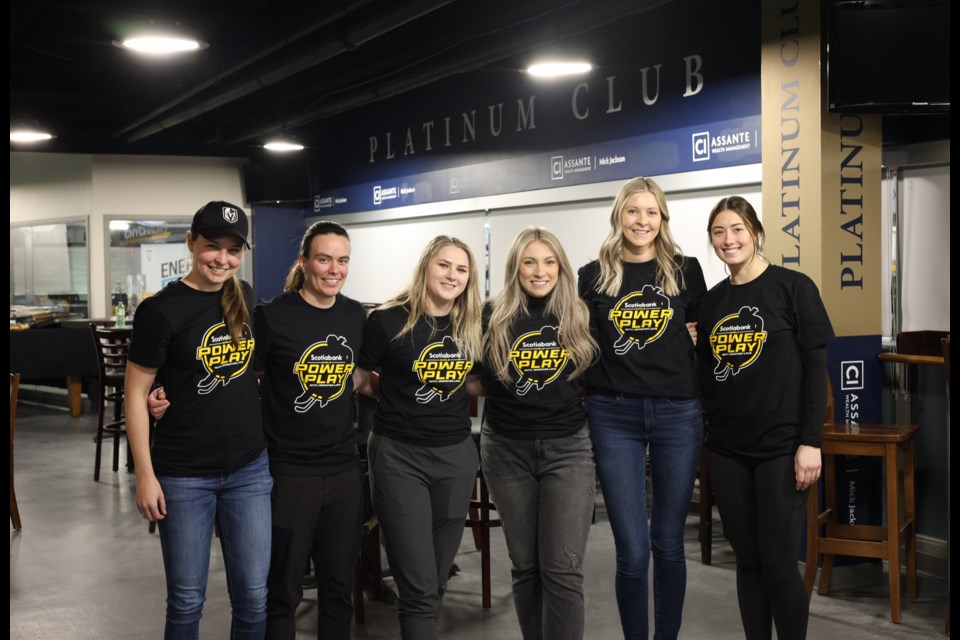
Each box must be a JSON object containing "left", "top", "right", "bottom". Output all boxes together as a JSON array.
[
  {"left": 484, "top": 227, "right": 598, "bottom": 383},
  {"left": 594, "top": 176, "right": 687, "bottom": 297},
  {"left": 380, "top": 236, "right": 482, "bottom": 359}
]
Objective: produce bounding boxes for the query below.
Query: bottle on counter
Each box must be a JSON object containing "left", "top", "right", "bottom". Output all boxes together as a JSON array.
[{"left": 115, "top": 299, "right": 126, "bottom": 328}]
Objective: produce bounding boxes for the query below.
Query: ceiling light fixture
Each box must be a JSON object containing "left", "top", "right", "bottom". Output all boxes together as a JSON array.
[
  {"left": 526, "top": 61, "right": 593, "bottom": 77},
  {"left": 116, "top": 36, "right": 206, "bottom": 54},
  {"left": 10, "top": 130, "right": 54, "bottom": 143},
  {"left": 264, "top": 141, "right": 305, "bottom": 152}
]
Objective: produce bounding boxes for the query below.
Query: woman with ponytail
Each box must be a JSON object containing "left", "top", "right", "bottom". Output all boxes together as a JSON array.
[
  {"left": 126, "top": 201, "right": 271, "bottom": 639},
  {"left": 256, "top": 220, "right": 371, "bottom": 639}
]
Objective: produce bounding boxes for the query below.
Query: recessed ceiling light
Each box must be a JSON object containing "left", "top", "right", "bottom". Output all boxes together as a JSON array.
[
  {"left": 526, "top": 62, "right": 593, "bottom": 77},
  {"left": 264, "top": 141, "right": 305, "bottom": 152},
  {"left": 10, "top": 130, "right": 54, "bottom": 143},
  {"left": 116, "top": 36, "right": 206, "bottom": 54},
  {"left": 109, "top": 221, "right": 131, "bottom": 231}
]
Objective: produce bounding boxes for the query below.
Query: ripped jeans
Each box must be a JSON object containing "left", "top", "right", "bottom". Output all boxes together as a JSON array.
[{"left": 480, "top": 423, "right": 596, "bottom": 640}]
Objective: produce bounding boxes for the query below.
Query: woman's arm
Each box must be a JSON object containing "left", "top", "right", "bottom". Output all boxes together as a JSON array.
[
  {"left": 465, "top": 373, "right": 486, "bottom": 397},
  {"left": 794, "top": 346, "right": 828, "bottom": 491},
  {"left": 124, "top": 361, "right": 166, "bottom": 522},
  {"left": 353, "top": 367, "right": 380, "bottom": 398}
]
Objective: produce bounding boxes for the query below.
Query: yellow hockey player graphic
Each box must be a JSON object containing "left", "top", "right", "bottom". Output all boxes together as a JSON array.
[
  {"left": 291, "top": 335, "right": 355, "bottom": 412},
  {"left": 708, "top": 306, "right": 767, "bottom": 381},
  {"left": 194, "top": 322, "right": 254, "bottom": 394},
  {"left": 608, "top": 284, "right": 674, "bottom": 355},
  {"left": 508, "top": 326, "right": 569, "bottom": 396},
  {"left": 411, "top": 335, "right": 473, "bottom": 404}
]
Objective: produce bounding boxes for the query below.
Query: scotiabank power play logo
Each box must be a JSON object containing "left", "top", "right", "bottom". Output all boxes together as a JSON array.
[
  {"left": 607, "top": 285, "right": 673, "bottom": 355},
  {"left": 509, "top": 326, "right": 569, "bottom": 396},
  {"left": 708, "top": 306, "right": 767, "bottom": 381},
  {"left": 194, "top": 323, "right": 255, "bottom": 394},
  {"left": 412, "top": 335, "right": 473, "bottom": 404},
  {"left": 291, "top": 335, "right": 355, "bottom": 412}
]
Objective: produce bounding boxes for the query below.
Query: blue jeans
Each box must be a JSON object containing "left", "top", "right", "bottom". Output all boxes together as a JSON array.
[
  {"left": 157, "top": 449, "right": 273, "bottom": 640},
  {"left": 586, "top": 394, "right": 702, "bottom": 640},
  {"left": 481, "top": 424, "right": 596, "bottom": 640}
]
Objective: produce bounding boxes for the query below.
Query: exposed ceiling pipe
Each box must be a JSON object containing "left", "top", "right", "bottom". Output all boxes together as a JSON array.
[
  {"left": 111, "top": 0, "right": 377, "bottom": 139},
  {"left": 122, "top": 0, "right": 455, "bottom": 143},
  {"left": 225, "top": 0, "right": 671, "bottom": 145}
]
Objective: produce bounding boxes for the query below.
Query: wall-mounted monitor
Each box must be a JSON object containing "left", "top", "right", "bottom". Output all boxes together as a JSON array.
[
  {"left": 242, "top": 158, "right": 313, "bottom": 204},
  {"left": 827, "top": 0, "right": 950, "bottom": 114}
]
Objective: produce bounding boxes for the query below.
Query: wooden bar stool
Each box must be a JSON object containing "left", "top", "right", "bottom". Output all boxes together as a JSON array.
[
  {"left": 90, "top": 324, "right": 133, "bottom": 481},
  {"left": 804, "top": 420, "right": 919, "bottom": 623},
  {"left": 11, "top": 372, "right": 23, "bottom": 531},
  {"left": 465, "top": 421, "right": 502, "bottom": 609}
]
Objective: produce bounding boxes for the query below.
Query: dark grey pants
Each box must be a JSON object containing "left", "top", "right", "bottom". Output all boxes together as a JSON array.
[
  {"left": 368, "top": 432, "right": 478, "bottom": 640},
  {"left": 480, "top": 424, "right": 596, "bottom": 640}
]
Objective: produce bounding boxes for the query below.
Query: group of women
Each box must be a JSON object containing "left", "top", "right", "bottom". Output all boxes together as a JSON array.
[{"left": 127, "top": 176, "right": 833, "bottom": 640}]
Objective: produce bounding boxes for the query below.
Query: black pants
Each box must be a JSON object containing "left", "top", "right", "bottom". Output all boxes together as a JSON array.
[
  {"left": 707, "top": 451, "right": 811, "bottom": 640},
  {"left": 368, "top": 433, "right": 478, "bottom": 640},
  {"left": 265, "top": 467, "right": 364, "bottom": 640}
]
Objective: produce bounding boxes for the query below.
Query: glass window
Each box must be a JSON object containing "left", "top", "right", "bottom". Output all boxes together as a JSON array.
[
  {"left": 107, "top": 219, "right": 192, "bottom": 315},
  {"left": 10, "top": 220, "right": 89, "bottom": 319},
  {"left": 105, "top": 218, "right": 253, "bottom": 316}
]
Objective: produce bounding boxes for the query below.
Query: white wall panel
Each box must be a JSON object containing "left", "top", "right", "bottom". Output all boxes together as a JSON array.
[
  {"left": 341, "top": 212, "right": 486, "bottom": 305},
  {"left": 901, "top": 165, "right": 950, "bottom": 332},
  {"left": 488, "top": 185, "right": 762, "bottom": 296}
]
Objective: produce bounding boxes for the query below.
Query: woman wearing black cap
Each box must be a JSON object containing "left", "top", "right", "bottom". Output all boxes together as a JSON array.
[{"left": 126, "top": 201, "right": 272, "bottom": 639}]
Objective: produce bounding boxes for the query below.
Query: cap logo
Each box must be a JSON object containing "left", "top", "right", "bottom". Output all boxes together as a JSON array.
[{"left": 221, "top": 206, "right": 239, "bottom": 224}]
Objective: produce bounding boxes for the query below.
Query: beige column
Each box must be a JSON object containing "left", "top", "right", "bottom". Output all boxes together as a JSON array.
[{"left": 761, "top": 0, "right": 881, "bottom": 336}]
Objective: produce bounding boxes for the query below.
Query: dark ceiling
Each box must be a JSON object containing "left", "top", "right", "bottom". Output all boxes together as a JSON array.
[{"left": 10, "top": 0, "right": 677, "bottom": 159}]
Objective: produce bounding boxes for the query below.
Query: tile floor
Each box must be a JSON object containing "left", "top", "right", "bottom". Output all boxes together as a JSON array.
[{"left": 9, "top": 399, "right": 950, "bottom": 639}]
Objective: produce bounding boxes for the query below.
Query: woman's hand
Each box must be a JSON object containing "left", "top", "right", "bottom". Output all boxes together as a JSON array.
[
  {"left": 794, "top": 445, "right": 822, "bottom": 491},
  {"left": 136, "top": 474, "right": 167, "bottom": 522},
  {"left": 686, "top": 321, "right": 698, "bottom": 346},
  {"left": 147, "top": 386, "right": 169, "bottom": 421}
]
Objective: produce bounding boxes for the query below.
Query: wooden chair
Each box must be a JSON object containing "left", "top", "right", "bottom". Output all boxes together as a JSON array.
[
  {"left": 90, "top": 324, "right": 132, "bottom": 481},
  {"left": 696, "top": 442, "right": 716, "bottom": 565},
  {"left": 465, "top": 396, "right": 502, "bottom": 609},
  {"left": 942, "top": 335, "right": 950, "bottom": 637},
  {"left": 804, "top": 381, "right": 919, "bottom": 624},
  {"left": 11, "top": 373, "right": 23, "bottom": 530}
]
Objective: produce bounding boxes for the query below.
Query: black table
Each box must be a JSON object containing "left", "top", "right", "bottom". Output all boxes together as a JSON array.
[{"left": 9, "top": 323, "right": 100, "bottom": 416}]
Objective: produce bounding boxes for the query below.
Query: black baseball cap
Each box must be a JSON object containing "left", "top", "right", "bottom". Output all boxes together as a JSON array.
[{"left": 190, "top": 201, "right": 250, "bottom": 249}]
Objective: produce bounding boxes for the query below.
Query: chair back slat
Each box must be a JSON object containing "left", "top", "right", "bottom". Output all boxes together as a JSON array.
[{"left": 90, "top": 325, "right": 133, "bottom": 375}]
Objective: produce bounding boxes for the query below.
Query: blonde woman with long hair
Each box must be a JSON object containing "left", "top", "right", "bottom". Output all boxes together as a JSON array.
[
  {"left": 355, "top": 236, "right": 482, "bottom": 640},
  {"left": 577, "top": 177, "right": 706, "bottom": 640},
  {"left": 479, "top": 227, "right": 598, "bottom": 640}
]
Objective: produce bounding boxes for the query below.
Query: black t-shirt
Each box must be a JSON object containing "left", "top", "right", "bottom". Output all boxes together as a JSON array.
[
  {"left": 697, "top": 265, "right": 835, "bottom": 459},
  {"left": 578, "top": 256, "right": 706, "bottom": 398},
  {"left": 254, "top": 291, "right": 365, "bottom": 476},
  {"left": 128, "top": 280, "right": 265, "bottom": 476},
  {"left": 358, "top": 306, "right": 473, "bottom": 447},
  {"left": 481, "top": 296, "right": 587, "bottom": 440}
]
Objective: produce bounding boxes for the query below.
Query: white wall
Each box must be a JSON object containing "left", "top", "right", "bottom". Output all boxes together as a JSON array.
[
  {"left": 10, "top": 152, "right": 248, "bottom": 316},
  {"left": 881, "top": 140, "right": 951, "bottom": 337},
  {"left": 320, "top": 165, "right": 763, "bottom": 304}
]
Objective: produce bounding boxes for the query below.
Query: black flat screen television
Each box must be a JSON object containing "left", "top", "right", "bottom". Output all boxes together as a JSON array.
[
  {"left": 827, "top": 0, "right": 950, "bottom": 114},
  {"left": 242, "top": 159, "right": 313, "bottom": 203}
]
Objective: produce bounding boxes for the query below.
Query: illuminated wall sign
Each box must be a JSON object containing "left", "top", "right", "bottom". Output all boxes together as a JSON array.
[{"left": 313, "top": 0, "right": 761, "bottom": 212}]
